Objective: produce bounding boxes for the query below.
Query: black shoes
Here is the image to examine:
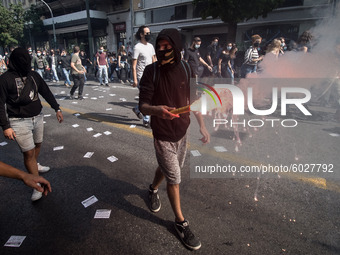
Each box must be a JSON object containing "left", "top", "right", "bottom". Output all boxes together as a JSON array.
[
  {"left": 174, "top": 220, "right": 201, "bottom": 250},
  {"left": 148, "top": 185, "right": 161, "bottom": 213}
]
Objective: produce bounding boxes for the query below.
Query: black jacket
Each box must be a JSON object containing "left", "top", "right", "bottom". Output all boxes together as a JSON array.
[
  {"left": 59, "top": 55, "right": 71, "bottom": 69},
  {"left": 139, "top": 29, "right": 194, "bottom": 142},
  {"left": 0, "top": 48, "right": 60, "bottom": 131}
]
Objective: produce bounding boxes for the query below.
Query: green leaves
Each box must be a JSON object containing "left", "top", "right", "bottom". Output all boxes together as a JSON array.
[{"left": 0, "top": 3, "right": 24, "bottom": 48}]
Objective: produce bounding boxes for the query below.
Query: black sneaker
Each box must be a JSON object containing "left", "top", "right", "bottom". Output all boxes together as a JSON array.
[
  {"left": 132, "top": 107, "right": 143, "bottom": 119},
  {"left": 69, "top": 94, "right": 74, "bottom": 100},
  {"left": 78, "top": 96, "right": 84, "bottom": 100},
  {"left": 105, "top": 83, "right": 109, "bottom": 87},
  {"left": 174, "top": 220, "right": 201, "bottom": 250},
  {"left": 148, "top": 185, "right": 161, "bottom": 213}
]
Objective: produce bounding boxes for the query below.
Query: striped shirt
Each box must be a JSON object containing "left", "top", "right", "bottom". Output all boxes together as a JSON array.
[{"left": 244, "top": 46, "right": 259, "bottom": 66}]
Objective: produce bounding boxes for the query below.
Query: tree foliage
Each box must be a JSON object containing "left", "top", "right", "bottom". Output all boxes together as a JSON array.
[
  {"left": 0, "top": 3, "right": 25, "bottom": 48},
  {"left": 193, "top": 0, "right": 284, "bottom": 41}
]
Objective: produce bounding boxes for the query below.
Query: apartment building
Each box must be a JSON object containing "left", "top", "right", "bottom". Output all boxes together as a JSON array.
[{"left": 2, "top": 0, "right": 336, "bottom": 55}]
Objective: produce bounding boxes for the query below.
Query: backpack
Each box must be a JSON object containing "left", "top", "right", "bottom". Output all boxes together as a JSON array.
[{"left": 14, "top": 75, "right": 38, "bottom": 105}]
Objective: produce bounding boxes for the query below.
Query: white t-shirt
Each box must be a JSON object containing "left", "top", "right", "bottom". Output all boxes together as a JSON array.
[{"left": 133, "top": 42, "right": 155, "bottom": 80}]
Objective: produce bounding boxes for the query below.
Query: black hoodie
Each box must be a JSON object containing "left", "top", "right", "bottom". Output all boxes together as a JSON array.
[
  {"left": 0, "top": 48, "right": 60, "bottom": 131},
  {"left": 139, "top": 29, "right": 194, "bottom": 142}
]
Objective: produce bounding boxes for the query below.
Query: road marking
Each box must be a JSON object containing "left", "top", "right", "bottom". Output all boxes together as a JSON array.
[{"left": 44, "top": 102, "right": 340, "bottom": 193}]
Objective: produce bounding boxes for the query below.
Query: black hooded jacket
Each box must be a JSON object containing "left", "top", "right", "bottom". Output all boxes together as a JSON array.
[
  {"left": 139, "top": 29, "right": 194, "bottom": 142},
  {"left": 0, "top": 48, "right": 60, "bottom": 130}
]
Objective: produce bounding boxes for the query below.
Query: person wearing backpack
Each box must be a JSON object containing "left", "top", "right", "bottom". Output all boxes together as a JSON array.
[
  {"left": 0, "top": 48, "right": 63, "bottom": 202},
  {"left": 139, "top": 28, "right": 210, "bottom": 250}
]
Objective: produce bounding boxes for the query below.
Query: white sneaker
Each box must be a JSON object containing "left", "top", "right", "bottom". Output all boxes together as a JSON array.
[
  {"left": 37, "top": 163, "right": 50, "bottom": 173},
  {"left": 31, "top": 183, "right": 43, "bottom": 201}
]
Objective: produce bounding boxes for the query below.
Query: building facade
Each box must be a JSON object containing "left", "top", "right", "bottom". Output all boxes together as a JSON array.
[{"left": 2, "top": 0, "right": 337, "bottom": 56}]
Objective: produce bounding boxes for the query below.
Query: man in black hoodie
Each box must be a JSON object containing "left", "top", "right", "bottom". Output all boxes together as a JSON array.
[
  {"left": 0, "top": 48, "right": 63, "bottom": 201},
  {"left": 139, "top": 29, "right": 210, "bottom": 250}
]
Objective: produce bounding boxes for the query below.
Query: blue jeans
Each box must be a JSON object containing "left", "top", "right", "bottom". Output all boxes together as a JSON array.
[
  {"left": 241, "top": 64, "right": 257, "bottom": 78},
  {"left": 62, "top": 68, "right": 71, "bottom": 85},
  {"left": 51, "top": 64, "right": 59, "bottom": 81},
  {"left": 98, "top": 65, "right": 108, "bottom": 84},
  {"left": 36, "top": 69, "right": 45, "bottom": 78}
]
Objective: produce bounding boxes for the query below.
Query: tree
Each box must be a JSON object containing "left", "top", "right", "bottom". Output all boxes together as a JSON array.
[
  {"left": 0, "top": 3, "right": 25, "bottom": 49},
  {"left": 193, "top": 0, "right": 284, "bottom": 42},
  {"left": 22, "top": 5, "right": 48, "bottom": 48}
]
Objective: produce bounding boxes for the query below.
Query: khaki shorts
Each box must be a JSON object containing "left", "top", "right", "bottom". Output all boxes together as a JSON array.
[
  {"left": 154, "top": 134, "right": 187, "bottom": 185},
  {"left": 9, "top": 113, "right": 44, "bottom": 152}
]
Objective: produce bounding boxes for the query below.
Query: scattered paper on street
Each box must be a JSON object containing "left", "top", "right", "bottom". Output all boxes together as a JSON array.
[
  {"left": 103, "top": 131, "right": 112, "bottom": 135},
  {"left": 0, "top": 141, "right": 8, "bottom": 146},
  {"left": 91, "top": 97, "right": 98, "bottom": 100},
  {"left": 4, "top": 236, "right": 26, "bottom": 247},
  {"left": 107, "top": 155, "right": 118, "bottom": 162},
  {"left": 119, "top": 98, "right": 127, "bottom": 102},
  {"left": 106, "top": 108, "right": 112, "bottom": 111},
  {"left": 93, "top": 133, "right": 102, "bottom": 138},
  {"left": 72, "top": 124, "right": 79, "bottom": 128},
  {"left": 190, "top": 150, "right": 201, "bottom": 157},
  {"left": 109, "top": 94, "right": 116, "bottom": 96},
  {"left": 329, "top": 133, "right": 339, "bottom": 137},
  {"left": 74, "top": 113, "right": 81, "bottom": 117},
  {"left": 214, "top": 146, "right": 228, "bottom": 152},
  {"left": 87, "top": 127, "right": 94, "bottom": 132},
  {"left": 130, "top": 125, "right": 136, "bottom": 128},
  {"left": 53, "top": 146, "right": 64, "bottom": 151},
  {"left": 83, "top": 152, "right": 94, "bottom": 158},
  {"left": 81, "top": 195, "right": 98, "bottom": 208},
  {"left": 44, "top": 114, "right": 51, "bottom": 117},
  {"left": 94, "top": 209, "right": 112, "bottom": 219}
]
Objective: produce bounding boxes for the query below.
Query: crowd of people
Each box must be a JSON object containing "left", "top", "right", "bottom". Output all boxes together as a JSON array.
[{"left": 0, "top": 27, "right": 339, "bottom": 251}]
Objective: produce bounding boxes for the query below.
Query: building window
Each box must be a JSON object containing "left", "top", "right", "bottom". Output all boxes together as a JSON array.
[
  {"left": 280, "top": 0, "right": 304, "bottom": 7},
  {"left": 135, "top": 4, "right": 188, "bottom": 25}
]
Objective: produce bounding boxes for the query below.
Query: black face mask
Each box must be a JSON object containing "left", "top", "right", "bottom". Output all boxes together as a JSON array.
[
  {"left": 156, "top": 48, "right": 174, "bottom": 65},
  {"left": 145, "top": 34, "right": 151, "bottom": 42},
  {"left": 253, "top": 42, "right": 260, "bottom": 47}
]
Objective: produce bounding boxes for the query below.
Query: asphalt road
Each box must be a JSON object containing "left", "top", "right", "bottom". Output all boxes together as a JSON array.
[{"left": 0, "top": 79, "right": 339, "bottom": 255}]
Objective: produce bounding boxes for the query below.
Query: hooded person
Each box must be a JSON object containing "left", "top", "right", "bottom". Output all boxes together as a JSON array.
[
  {"left": 139, "top": 28, "right": 210, "bottom": 250},
  {"left": 0, "top": 47, "right": 63, "bottom": 202}
]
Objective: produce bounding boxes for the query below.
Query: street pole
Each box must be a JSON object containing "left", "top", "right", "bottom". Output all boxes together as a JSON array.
[
  {"left": 130, "top": 0, "right": 134, "bottom": 46},
  {"left": 86, "top": 0, "right": 94, "bottom": 62},
  {"left": 40, "top": 0, "right": 56, "bottom": 50}
]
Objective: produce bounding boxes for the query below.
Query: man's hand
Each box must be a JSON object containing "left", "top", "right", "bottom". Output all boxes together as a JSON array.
[
  {"left": 132, "top": 80, "right": 138, "bottom": 87},
  {"left": 22, "top": 173, "right": 52, "bottom": 196},
  {"left": 56, "top": 111, "right": 63, "bottom": 123},
  {"left": 3, "top": 128, "right": 16, "bottom": 140},
  {"left": 154, "top": 105, "right": 180, "bottom": 120},
  {"left": 199, "top": 125, "right": 210, "bottom": 144}
]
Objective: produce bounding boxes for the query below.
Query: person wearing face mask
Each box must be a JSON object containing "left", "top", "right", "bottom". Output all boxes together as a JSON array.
[
  {"left": 131, "top": 25, "right": 157, "bottom": 127},
  {"left": 139, "top": 28, "right": 210, "bottom": 250},
  {"left": 31, "top": 50, "right": 49, "bottom": 79},
  {"left": 206, "top": 37, "right": 221, "bottom": 75},
  {"left": 184, "top": 37, "right": 212, "bottom": 78},
  {"left": 240, "top": 34, "right": 264, "bottom": 78},
  {"left": 96, "top": 46, "right": 109, "bottom": 86},
  {"left": 58, "top": 50, "right": 72, "bottom": 87}
]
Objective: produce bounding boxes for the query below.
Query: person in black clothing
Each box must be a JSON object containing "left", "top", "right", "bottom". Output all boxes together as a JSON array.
[
  {"left": 118, "top": 45, "right": 129, "bottom": 84},
  {"left": 0, "top": 48, "right": 63, "bottom": 201},
  {"left": 206, "top": 37, "right": 221, "bottom": 75},
  {"left": 80, "top": 50, "right": 92, "bottom": 82},
  {"left": 139, "top": 28, "right": 210, "bottom": 250},
  {"left": 59, "top": 49, "right": 72, "bottom": 87},
  {"left": 184, "top": 37, "right": 212, "bottom": 78}
]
